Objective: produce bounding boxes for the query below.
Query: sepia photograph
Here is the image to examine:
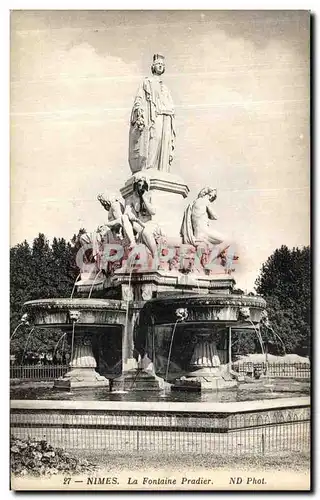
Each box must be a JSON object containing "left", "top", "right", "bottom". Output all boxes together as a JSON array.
[{"left": 9, "top": 9, "right": 310, "bottom": 491}]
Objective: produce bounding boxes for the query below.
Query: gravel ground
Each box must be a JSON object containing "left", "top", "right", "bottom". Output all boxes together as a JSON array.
[{"left": 72, "top": 450, "right": 310, "bottom": 473}]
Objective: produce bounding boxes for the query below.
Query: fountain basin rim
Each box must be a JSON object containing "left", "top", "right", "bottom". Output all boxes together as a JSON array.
[
  {"left": 23, "top": 298, "right": 129, "bottom": 311},
  {"left": 145, "top": 293, "right": 266, "bottom": 309},
  {"left": 11, "top": 396, "right": 310, "bottom": 414},
  {"left": 149, "top": 320, "right": 263, "bottom": 327}
]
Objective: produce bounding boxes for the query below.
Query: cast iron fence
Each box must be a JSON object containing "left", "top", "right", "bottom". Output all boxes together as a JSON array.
[
  {"left": 10, "top": 362, "right": 310, "bottom": 381},
  {"left": 10, "top": 406, "right": 310, "bottom": 456},
  {"left": 232, "top": 362, "right": 310, "bottom": 379},
  {"left": 10, "top": 365, "right": 69, "bottom": 381}
]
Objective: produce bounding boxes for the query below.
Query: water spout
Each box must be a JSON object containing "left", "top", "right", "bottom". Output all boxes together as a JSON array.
[
  {"left": 10, "top": 314, "right": 29, "bottom": 341},
  {"left": 268, "top": 325, "right": 286, "bottom": 355},
  {"left": 165, "top": 309, "right": 188, "bottom": 385},
  {"left": 10, "top": 323, "right": 23, "bottom": 342},
  {"left": 53, "top": 332, "right": 67, "bottom": 358},
  {"left": 88, "top": 270, "right": 103, "bottom": 299},
  {"left": 70, "top": 273, "right": 81, "bottom": 299},
  {"left": 21, "top": 327, "right": 35, "bottom": 363},
  {"left": 165, "top": 322, "right": 178, "bottom": 385},
  {"left": 248, "top": 319, "right": 265, "bottom": 355}
]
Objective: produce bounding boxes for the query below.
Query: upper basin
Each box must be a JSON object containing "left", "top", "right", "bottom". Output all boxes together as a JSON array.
[
  {"left": 23, "top": 298, "right": 129, "bottom": 327},
  {"left": 141, "top": 293, "right": 266, "bottom": 325}
]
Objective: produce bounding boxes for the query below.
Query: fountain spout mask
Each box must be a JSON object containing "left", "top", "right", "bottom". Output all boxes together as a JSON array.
[
  {"left": 175, "top": 308, "right": 188, "bottom": 322},
  {"left": 239, "top": 307, "right": 251, "bottom": 321},
  {"left": 68, "top": 310, "right": 81, "bottom": 323},
  {"left": 20, "top": 313, "right": 29, "bottom": 326}
]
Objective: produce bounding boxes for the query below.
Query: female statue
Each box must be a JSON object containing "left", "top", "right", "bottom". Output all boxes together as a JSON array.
[{"left": 128, "top": 54, "right": 175, "bottom": 174}]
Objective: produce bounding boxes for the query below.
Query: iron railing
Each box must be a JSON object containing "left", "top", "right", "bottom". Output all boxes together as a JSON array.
[
  {"left": 232, "top": 362, "right": 310, "bottom": 379},
  {"left": 10, "top": 365, "right": 69, "bottom": 381},
  {"left": 10, "top": 362, "right": 310, "bottom": 381},
  {"left": 10, "top": 406, "right": 310, "bottom": 455}
]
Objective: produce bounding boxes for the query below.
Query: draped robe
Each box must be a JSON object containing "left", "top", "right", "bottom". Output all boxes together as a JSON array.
[{"left": 129, "top": 75, "right": 175, "bottom": 173}]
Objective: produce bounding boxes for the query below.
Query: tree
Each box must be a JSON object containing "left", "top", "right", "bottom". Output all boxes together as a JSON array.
[
  {"left": 10, "top": 232, "right": 83, "bottom": 360},
  {"left": 255, "top": 245, "right": 311, "bottom": 356},
  {"left": 10, "top": 241, "right": 34, "bottom": 334}
]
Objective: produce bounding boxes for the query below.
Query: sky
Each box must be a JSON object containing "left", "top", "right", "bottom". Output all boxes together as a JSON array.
[{"left": 10, "top": 10, "right": 310, "bottom": 291}]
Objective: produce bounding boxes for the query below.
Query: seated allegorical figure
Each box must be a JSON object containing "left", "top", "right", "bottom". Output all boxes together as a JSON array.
[
  {"left": 78, "top": 194, "right": 126, "bottom": 267},
  {"left": 180, "top": 187, "right": 225, "bottom": 245},
  {"left": 96, "top": 193, "right": 125, "bottom": 242},
  {"left": 180, "top": 187, "right": 236, "bottom": 268},
  {"left": 122, "top": 172, "right": 164, "bottom": 259}
]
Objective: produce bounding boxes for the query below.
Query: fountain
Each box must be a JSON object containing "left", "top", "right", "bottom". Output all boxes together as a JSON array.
[
  {"left": 9, "top": 56, "right": 310, "bottom": 483},
  {"left": 21, "top": 54, "right": 267, "bottom": 393}
]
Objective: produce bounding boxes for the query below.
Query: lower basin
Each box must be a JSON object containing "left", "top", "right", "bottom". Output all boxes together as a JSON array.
[{"left": 10, "top": 379, "right": 309, "bottom": 403}]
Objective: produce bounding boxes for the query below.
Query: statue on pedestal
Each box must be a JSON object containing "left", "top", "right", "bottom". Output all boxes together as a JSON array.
[
  {"left": 96, "top": 194, "right": 125, "bottom": 241},
  {"left": 78, "top": 194, "right": 125, "bottom": 270},
  {"left": 180, "top": 187, "right": 238, "bottom": 270},
  {"left": 180, "top": 187, "right": 225, "bottom": 247},
  {"left": 128, "top": 54, "right": 175, "bottom": 174},
  {"left": 122, "top": 172, "right": 163, "bottom": 258}
]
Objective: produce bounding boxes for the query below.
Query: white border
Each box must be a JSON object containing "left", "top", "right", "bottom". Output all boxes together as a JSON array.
[{"left": 2, "top": 2, "right": 317, "bottom": 498}]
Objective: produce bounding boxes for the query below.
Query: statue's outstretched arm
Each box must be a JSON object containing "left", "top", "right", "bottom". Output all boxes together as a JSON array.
[{"left": 99, "top": 201, "right": 124, "bottom": 229}]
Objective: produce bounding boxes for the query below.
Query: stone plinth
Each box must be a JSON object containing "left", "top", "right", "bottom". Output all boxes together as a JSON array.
[
  {"left": 112, "top": 269, "right": 236, "bottom": 301},
  {"left": 112, "top": 370, "right": 166, "bottom": 391},
  {"left": 54, "top": 335, "right": 109, "bottom": 390},
  {"left": 120, "top": 170, "right": 189, "bottom": 239},
  {"left": 173, "top": 333, "right": 237, "bottom": 391},
  {"left": 188, "top": 336, "right": 221, "bottom": 377},
  {"left": 113, "top": 354, "right": 168, "bottom": 392}
]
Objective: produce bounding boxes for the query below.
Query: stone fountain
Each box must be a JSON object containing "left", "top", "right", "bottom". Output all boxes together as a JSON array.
[{"left": 23, "top": 54, "right": 266, "bottom": 392}]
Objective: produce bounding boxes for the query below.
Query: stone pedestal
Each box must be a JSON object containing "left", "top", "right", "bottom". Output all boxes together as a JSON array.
[
  {"left": 112, "top": 269, "right": 235, "bottom": 301},
  {"left": 112, "top": 354, "right": 168, "bottom": 392},
  {"left": 188, "top": 336, "right": 221, "bottom": 377},
  {"left": 112, "top": 312, "right": 167, "bottom": 391},
  {"left": 120, "top": 170, "right": 189, "bottom": 239},
  {"left": 112, "top": 370, "right": 166, "bottom": 391},
  {"left": 174, "top": 333, "right": 237, "bottom": 391},
  {"left": 54, "top": 335, "right": 109, "bottom": 390}
]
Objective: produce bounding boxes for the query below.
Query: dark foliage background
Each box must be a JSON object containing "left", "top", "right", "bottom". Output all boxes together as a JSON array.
[
  {"left": 10, "top": 234, "right": 311, "bottom": 361},
  {"left": 10, "top": 232, "right": 84, "bottom": 361}
]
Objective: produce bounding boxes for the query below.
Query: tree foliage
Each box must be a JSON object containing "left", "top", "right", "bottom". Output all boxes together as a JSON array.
[
  {"left": 255, "top": 245, "right": 311, "bottom": 356},
  {"left": 10, "top": 232, "right": 85, "bottom": 360}
]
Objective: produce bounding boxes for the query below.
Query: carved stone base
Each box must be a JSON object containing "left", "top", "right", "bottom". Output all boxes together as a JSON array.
[
  {"left": 175, "top": 336, "right": 238, "bottom": 391},
  {"left": 173, "top": 375, "right": 237, "bottom": 391},
  {"left": 112, "top": 370, "right": 167, "bottom": 391},
  {"left": 112, "top": 269, "right": 235, "bottom": 301},
  {"left": 54, "top": 333, "right": 109, "bottom": 390},
  {"left": 54, "top": 367, "right": 109, "bottom": 390}
]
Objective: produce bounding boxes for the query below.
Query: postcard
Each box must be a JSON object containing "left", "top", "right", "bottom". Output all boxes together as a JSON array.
[{"left": 10, "top": 9, "right": 310, "bottom": 491}]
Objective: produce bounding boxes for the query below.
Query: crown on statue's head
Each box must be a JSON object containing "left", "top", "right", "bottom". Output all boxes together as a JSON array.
[{"left": 153, "top": 54, "right": 165, "bottom": 63}]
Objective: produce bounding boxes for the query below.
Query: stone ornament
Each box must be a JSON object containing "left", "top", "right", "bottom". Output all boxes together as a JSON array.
[
  {"left": 68, "top": 309, "right": 81, "bottom": 323},
  {"left": 239, "top": 307, "right": 251, "bottom": 321},
  {"left": 175, "top": 308, "right": 188, "bottom": 321}
]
